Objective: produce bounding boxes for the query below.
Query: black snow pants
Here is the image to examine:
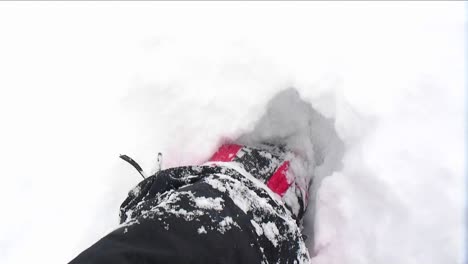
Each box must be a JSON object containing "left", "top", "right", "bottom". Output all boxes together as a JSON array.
[{"left": 69, "top": 164, "right": 310, "bottom": 264}]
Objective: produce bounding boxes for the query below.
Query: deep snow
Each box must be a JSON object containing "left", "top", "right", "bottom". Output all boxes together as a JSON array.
[{"left": 0, "top": 2, "right": 465, "bottom": 264}]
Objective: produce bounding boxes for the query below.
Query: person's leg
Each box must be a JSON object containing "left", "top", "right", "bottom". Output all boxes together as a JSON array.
[{"left": 69, "top": 144, "right": 311, "bottom": 264}]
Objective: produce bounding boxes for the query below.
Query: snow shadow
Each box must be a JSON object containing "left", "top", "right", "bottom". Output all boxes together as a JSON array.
[{"left": 236, "top": 88, "right": 345, "bottom": 247}]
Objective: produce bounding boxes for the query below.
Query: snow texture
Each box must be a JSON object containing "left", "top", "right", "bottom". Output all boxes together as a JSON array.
[
  {"left": 194, "top": 196, "right": 224, "bottom": 211},
  {"left": 262, "top": 222, "right": 280, "bottom": 247},
  {"left": 198, "top": 226, "right": 207, "bottom": 235},
  {"left": 0, "top": 2, "right": 464, "bottom": 264}
]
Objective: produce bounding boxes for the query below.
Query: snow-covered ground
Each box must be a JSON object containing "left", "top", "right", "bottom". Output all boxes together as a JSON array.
[{"left": 0, "top": 2, "right": 465, "bottom": 264}]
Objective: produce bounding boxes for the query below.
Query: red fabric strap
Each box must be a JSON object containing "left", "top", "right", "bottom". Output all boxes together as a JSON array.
[
  {"left": 208, "top": 144, "right": 242, "bottom": 162},
  {"left": 267, "top": 161, "right": 291, "bottom": 197}
]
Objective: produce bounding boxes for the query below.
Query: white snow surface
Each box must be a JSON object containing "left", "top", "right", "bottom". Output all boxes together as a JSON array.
[
  {"left": 193, "top": 196, "right": 224, "bottom": 211},
  {"left": 262, "top": 222, "right": 281, "bottom": 247},
  {"left": 0, "top": 2, "right": 465, "bottom": 264}
]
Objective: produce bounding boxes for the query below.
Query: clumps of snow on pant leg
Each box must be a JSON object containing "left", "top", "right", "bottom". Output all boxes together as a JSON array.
[
  {"left": 262, "top": 222, "right": 280, "bottom": 247},
  {"left": 193, "top": 196, "right": 224, "bottom": 211},
  {"left": 250, "top": 219, "right": 283, "bottom": 248},
  {"left": 129, "top": 185, "right": 142, "bottom": 197},
  {"left": 251, "top": 220, "right": 264, "bottom": 236},
  {"left": 197, "top": 226, "right": 207, "bottom": 234},
  {"left": 203, "top": 165, "right": 310, "bottom": 261},
  {"left": 217, "top": 216, "right": 240, "bottom": 234},
  {"left": 205, "top": 176, "right": 227, "bottom": 192},
  {"left": 122, "top": 190, "right": 227, "bottom": 228}
]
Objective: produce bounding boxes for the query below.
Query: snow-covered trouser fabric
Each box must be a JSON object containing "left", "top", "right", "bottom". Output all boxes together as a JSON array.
[
  {"left": 207, "top": 144, "right": 311, "bottom": 221},
  {"left": 69, "top": 165, "right": 310, "bottom": 264}
]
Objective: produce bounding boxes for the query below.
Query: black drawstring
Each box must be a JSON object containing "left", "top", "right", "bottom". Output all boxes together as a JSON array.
[{"left": 119, "top": 154, "right": 146, "bottom": 179}]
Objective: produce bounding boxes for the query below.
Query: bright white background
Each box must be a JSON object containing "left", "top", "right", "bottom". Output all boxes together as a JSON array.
[{"left": 0, "top": 2, "right": 465, "bottom": 264}]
